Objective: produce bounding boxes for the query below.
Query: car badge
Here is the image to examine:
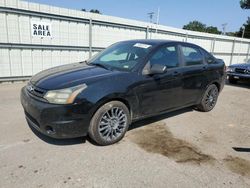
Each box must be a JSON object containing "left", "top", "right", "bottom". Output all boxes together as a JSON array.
[{"left": 27, "top": 85, "right": 34, "bottom": 92}]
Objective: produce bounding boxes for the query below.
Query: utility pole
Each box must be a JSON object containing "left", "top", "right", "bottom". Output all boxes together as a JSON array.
[
  {"left": 221, "top": 23, "right": 227, "bottom": 35},
  {"left": 147, "top": 12, "right": 154, "bottom": 39},
  {"left": 242, "top": 26, "right": 245, "bottom": 39},
  {"left": 148, "top": 12, "right": 154, "bottom": 23},
  {"left": 156, "top": 7, "right": 160, "bottom": 34},
  {"left": 237, "top": 26, "right": 245, "bottom": 63}
]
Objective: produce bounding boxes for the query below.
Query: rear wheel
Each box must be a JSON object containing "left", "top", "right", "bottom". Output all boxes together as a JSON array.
[
  {"left": 197, "top": 84, "right": 219, "bottom": 112},
  {"left": 88, "top": 101, "right": 130, "bottom": 146},
  {"left": 228, "top": 76, "right": 237, "bottom": 84}
]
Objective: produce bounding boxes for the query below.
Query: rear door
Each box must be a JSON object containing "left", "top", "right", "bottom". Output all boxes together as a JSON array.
[
  {"left": 179, "top": 44, "right": 209, "bottom": 105},
  {"left": 200, "top": 48, "right": 225, "bottom": 87}
]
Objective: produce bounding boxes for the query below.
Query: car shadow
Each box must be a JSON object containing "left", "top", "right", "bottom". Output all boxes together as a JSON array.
[
  {"left": 226, "top": 79, "right": 250, "bottom": 89},
  {"left": 28, "top": 123, "right": 87, "bottom": 146},
  {"left": 129, "top": 107, "right": 194, "bottom": 131},
  {"left": 232, "top": 147, "right": 250, "bottom": 153},
  {"left": 28, "top": 107, "right": 194, "bottom": 146}
]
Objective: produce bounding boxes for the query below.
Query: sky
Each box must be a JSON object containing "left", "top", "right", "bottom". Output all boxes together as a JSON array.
[{"left": 25, "top": 0, "right": 249, "bottom": 32}]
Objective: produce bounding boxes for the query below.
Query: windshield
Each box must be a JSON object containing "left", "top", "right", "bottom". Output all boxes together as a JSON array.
[{"left": 88, "top": 41, "right": 155, "bottom": 71}]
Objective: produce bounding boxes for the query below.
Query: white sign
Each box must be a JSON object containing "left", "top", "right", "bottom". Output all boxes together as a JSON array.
[
  {"left": 31, "top": 21, "right": 52, "bottom": 38},
  {"left": 133, "top": 43, "right": 152, "bottom": 49}
]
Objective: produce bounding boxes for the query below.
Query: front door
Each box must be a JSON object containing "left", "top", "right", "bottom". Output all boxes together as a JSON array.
[{"left": 136, "top": 44, "right": 183, "bottom": 116}]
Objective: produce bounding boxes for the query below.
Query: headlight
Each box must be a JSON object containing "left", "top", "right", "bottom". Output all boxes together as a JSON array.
[
  {"left": 44, "top": 84, "right": 87, "bottom": 104},
  {"left": 226, "top": 67, "right": 234, "bottom": 72}
]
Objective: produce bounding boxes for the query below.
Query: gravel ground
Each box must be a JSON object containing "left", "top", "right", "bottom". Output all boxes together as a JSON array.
[{"left": 0, "top": 82, "right": 250, "bottom": 188}]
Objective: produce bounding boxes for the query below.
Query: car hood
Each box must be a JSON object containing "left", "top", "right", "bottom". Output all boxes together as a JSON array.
[
  {"left": 30, "top": 62, "right": 114, "bottom": 90},
  {"left": 229, "top": 63, "right": 250, "bottom": 69}
]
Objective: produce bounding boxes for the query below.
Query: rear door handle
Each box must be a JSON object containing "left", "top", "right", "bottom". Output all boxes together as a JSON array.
[
  {"left": 202, "top": 66, "right": 208, "bottom": 70},
  {"left": 173, "top": 71, "right": 181, "bottom": 77}
]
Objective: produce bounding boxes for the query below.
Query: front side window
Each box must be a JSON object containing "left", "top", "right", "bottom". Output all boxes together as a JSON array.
[
  {"left": 181, "top": 46, "right": 204, "bottom": 66},
  {"left": 149, "top": 45, "right": 179, "bottom": 68},
  {"left": 88, "top": 41, "right": 155, "bottom": 71}
]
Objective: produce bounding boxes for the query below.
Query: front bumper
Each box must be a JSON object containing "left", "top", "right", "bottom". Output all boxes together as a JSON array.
[
  {"left": 227, "top": 72, "right": 250, "bottom": 80},
  {"left": 20, "top": 87, "right": 91, "bottom": 139}
]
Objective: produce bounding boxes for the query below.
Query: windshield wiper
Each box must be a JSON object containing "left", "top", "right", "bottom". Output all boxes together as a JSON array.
[{"left": 79, "top": 60, "right": 88, "bottom": 64}]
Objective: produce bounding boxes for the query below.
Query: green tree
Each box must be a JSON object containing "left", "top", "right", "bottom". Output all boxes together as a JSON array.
[
  {"left": 240, "top": 0, "right": 250, "bottom": 9},
  {"left": 206, "top": 26, "right": 221, "bottom": 34},
  {"left": 183, "top": 21, "right": 221, "bottom": 34},
  {"left": 90, "top": 9, "right": 101, "bottom": 14},
  {"left": 236, "top": 17, "right": 250, "bottom": 39},
  {"left": 226, "top": 32, "right": 236, "bottom": 37},
  {"left": 183, "top": 21, "right": 206, "bottom": 32},
  {"left": 80, "top": 9, "right": 101, "bottom": 14}
]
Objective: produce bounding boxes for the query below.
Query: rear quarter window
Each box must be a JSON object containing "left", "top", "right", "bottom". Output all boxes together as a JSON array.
[
  {"left": 200, "top": 49, "right": 216, "bottom": 64},
  {"left": 182, "top": 46, "right": 204, "bottom": 66}
]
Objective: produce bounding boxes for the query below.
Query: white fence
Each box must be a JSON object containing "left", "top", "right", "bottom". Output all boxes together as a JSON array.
[{"left": 0, "top": 0, "right": 250, "bottom": 80}]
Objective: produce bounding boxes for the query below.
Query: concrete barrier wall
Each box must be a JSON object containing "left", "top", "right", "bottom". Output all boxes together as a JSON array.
[{"left": 0, "top": 0, "right": 250, "bottom": 79}]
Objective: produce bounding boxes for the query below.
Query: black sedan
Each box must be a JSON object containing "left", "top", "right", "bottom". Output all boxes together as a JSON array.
[
  {"left": 21, "top": 40, "right": 225, "bottom": 145},
  {"left": 227, "top": 60, "right": 250, "bottom": 84}
]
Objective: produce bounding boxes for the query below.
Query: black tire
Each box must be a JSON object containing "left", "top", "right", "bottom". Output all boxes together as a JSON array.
[
  {"left": 228, "top": 76, "right": 237, "bottom": 84},
  {"left": 196, "top": 84, "right": 219, "bottom": 112},
  {"left": 88, "top": 101, "right": 131, "bottom": 146}
]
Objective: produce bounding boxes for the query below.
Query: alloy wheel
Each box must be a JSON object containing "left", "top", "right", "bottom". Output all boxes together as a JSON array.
[
  {"left": 98, "top": 107, "right": 127, "bottom": 141},
  {"left": 204, "top": 87, "right": 218, "bottom": 109}
]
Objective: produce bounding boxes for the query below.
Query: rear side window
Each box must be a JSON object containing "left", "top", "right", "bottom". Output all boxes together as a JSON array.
[{"left": 181, "top": 46, "right": 204, "bottom": 66}]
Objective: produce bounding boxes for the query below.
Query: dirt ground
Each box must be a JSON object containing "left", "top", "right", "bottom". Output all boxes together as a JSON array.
[{"left": 0, "top": 82, "right": 250, "bottom": 188}]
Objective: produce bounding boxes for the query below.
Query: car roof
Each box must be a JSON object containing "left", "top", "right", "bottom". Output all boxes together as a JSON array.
[{"left": 120, "top": 39, "right": 201, "bottom": 48}]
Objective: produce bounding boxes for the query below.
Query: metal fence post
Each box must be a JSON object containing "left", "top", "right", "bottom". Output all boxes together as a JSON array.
[
  {"left": 146, "top": 26, "right": 149, "bottom": 39},
  {"left": 150, "top": 25, "right": 152, "bottom": 39},
  {"left": 89, "top": 18, "right": 93, "bottom": 58},
  {"left": 8, "top": 49, "right": 12, "bottom": 76},
  {"left": 5, "top": 12, "right": 12, "bottom": 77},
  {"left": 211, "top": 38, "right": 216, "bottom": 54},
  {"left": 31, "top": 49, "right": 34, "bottom": 75},
  {"left": 20, "top": 49, "right": 24, "bottom": 76},
  {"left": 229, "top": 39, "right": 235, "bottom": 65},
  {"left": 246, "top": 43, "right": 250, "bottom": 61},
  {"left": 185, "top": 33, "right": 188, "bottom": 42}
]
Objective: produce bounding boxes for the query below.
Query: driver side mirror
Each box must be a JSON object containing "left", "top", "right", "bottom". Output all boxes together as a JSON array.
[{"left": 148, "top": 63, "right": 167, "bottom": 75}]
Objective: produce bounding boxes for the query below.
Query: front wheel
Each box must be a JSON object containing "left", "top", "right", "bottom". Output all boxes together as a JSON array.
[
  {"left": 197, "top": 84, "right": 219, "bottom": 112},
  {"left": 88, "top": 101, "right": 131, "bottom": 146}
]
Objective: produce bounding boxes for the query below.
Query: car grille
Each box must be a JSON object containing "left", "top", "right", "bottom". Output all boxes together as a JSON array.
[
  {"left": 235, "top": 68, "right": 248, "bottom": 74},
  {"left": 26, "top": 83, "right": 46, "bottom": 98}
]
